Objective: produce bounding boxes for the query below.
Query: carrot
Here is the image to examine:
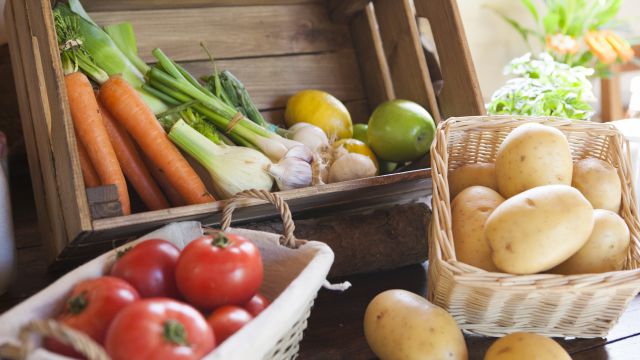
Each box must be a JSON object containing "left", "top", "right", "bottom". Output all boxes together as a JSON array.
[
  {"left": 96, "top": 94, "right": 170, "bottom": 211},
  {"left": 65, "top": 72, "right": 131, "bottom": 215},
  {"left": 141, "top": 153, "right": 187, "bottom": 207},
  {"left": 75, "top": 130, "right": 100, "bottom": 188},
  {"left": 98, "top": 76, "right": 215, "bottom": 205}
]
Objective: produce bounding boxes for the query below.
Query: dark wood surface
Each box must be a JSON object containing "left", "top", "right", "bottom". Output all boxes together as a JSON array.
[{"left": 1, "top": 154, "right": 640, "bottom": 359}]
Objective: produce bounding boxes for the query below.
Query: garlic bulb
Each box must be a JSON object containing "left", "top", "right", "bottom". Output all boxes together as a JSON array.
[
  {"left": 288, "top": 123, "right": 330, "bottom": 153},
  {"left": 268, "top": 157, "right": 313, "bottom": 190},
  {"left": 284, "top": 145, "right": 314, "bottom": 163},
  {"left": 328, "top": 153, "right": 377, "bottom": 183}
]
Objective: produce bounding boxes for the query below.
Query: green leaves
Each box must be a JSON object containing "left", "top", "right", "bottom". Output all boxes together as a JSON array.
[{"left": 487, "top": 53, "right": 596, "bottom": 120}]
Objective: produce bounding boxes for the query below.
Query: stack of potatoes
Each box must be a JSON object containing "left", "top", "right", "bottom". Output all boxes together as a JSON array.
[{"left": 449, "top": 122, "right": 630, "bottom": 275}]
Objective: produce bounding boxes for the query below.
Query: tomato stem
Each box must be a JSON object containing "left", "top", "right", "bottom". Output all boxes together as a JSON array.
[
  {"left": 211, "top": 232, "right": 232, "bottom": 248},
  {"left": 66, "top": 292, "right": 88, "bottom": 315},
  {"left": 163, "top": 320, "right": 190, "bottom": 347},
  {"left": 116, "top": 246, "right": 133, "bottom": 259}
]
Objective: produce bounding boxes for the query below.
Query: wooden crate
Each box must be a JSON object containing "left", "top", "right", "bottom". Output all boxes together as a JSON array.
[{"left": 4, "top": 0, "right": 483, "bottom": 264}]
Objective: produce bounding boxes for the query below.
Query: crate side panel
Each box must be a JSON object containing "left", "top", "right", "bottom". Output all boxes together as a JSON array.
[
  {"left": 91, "top": 4, "right": 351, "bottom": 63},
  {"left": 82, "top": 0, "right": 322, "bottom": 12}
]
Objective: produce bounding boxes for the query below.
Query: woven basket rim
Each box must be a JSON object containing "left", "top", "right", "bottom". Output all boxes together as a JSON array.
[{"left": 429, "top": 115, "right": 640, "bottom": 290}]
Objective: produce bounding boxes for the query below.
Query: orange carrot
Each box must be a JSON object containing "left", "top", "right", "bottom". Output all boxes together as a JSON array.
[
  {"left": 141, "top": 153, "right": 187, "bottom": 208},
  {"left": 96, "top": 94, "right": 170, "bottom": 211},
  {"left": 65, "top": 72, "right": 131, "bottom": 215},
  {"left": 75, "top": 130, "right": 100, "bottom": 188},
  {"left": 98, "top": 76, "right": 215, "bottom": 205}
]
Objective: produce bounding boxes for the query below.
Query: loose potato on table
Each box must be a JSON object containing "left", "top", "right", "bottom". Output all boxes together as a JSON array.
[
  {"left": 485, "top": 184, "right": 594, "bottom": 275},
  {"left": 448, "top": 163, "right": 498, "bottom": 198},
  {"left": 572, "top": 158, "right": 622, "bottom": 212},
  {"left": 452, "top": 186, "right": 504, "bottom": 272},
  {"left": 364, "top": 289, "right": 467, "bottom": 360},
  {"left": 552, "top": 209, "right": 630, "bottom": 274},
  {"left": 495, "top": 123, "right": 573, "bottom": 198},
  {"left": 484, "top": 332, "right": 571, "bottom": 360}
]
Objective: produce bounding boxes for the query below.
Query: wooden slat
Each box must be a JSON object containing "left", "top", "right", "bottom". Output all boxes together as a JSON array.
[
  {"left": 3, "top": 0, "right": 56, "bottom": 259},
  {"left": 373, "top": 0, "right": 441, "bottom": 123},
  {"left": 181, "top": 51, "right": 365, "bottom": 110},
  {"left": 30, "top": 0, "right": 93, "bottom": 235},
  {"left": 601, "top": 75, "right": 624, "bottom": 122},
  {"left": 261, "top": 99, "right": 370, "bottom": 126},
  {"left": 8, "top": 0, "right": 71, "bottom": 261},
  {"left": 350, "top": 3, "right": 394, "bottom": 111},
  {"left": 91, "top": 4, "right": 351, "bottom": 63},
  {"left": 329, "top": 0, "right": 371, "bottom": 22},
  {"left": 89, "top": 170, "right": 431, "bottom": 240},
  {"left": 414, "top": 0, "right": 485, "bottom": 118},
  {"left": 82, "top": 0, "right": 322, "bottom": 12}
]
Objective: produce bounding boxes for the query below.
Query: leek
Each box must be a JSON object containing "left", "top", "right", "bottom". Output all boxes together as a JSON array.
[
  {"left": 168, "top": 120, "right": 274, "bottom": 199},
  {"left": 103, "top": 22, "right": 150, "bottom": 75}
]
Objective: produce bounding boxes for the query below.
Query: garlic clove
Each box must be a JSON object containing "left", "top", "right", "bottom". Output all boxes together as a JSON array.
[
  {"left": 284, "top": 145, "right": 314, "bottom": 163},
  {"left": 268, "top": 157, "right": 313, "bottom": 191},
  {"left": 328, "top": 153, "right": 377, "bottom": 183}
]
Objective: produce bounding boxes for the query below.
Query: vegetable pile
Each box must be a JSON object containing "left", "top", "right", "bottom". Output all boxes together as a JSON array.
[
  {"left": 448, "top": 122, "right": 629, "bottom": 275},
  {"left": 46, "top": 233, "right": 269, "bottom": 360},
  {"left": 53, "top": 0, "right": 436, "bottom": 217}
]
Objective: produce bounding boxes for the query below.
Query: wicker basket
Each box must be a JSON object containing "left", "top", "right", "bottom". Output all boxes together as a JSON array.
[
  {"left": 428, "top": 115, "right": 640, "bottom": 338},
  {"left": 0, "top": 190, "right": 334, "bottom": 359}
]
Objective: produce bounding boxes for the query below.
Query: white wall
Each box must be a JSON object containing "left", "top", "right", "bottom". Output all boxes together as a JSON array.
[{"left": 458, "top": 0, "right": 640, "bottom": 110}]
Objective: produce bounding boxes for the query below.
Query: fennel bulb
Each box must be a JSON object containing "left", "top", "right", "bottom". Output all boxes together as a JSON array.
[{"left": 169, "top": 120, "right": 274, "bottom": 199}]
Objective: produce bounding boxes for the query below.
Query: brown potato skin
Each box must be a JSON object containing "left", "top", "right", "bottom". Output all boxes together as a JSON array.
[
  {"left": 448, "top": 163, "right": 498, "bottom": 199},
  {"left": 364, "top": 290, "right": 468, "bottom": 360},
  {"left": 495, "top": 123, "right": 573, "bottom": 198},
  {"left": 452, "top": 186, "right": 504, "bottom": 272},
  {"left": 551, "top": 209, "right": 630, "bottom": 274},
  {"left": 484, "top": 332, "right": 571, "bottom": 360},
  {"left": 572, "top": 158, "right": 622, "bottom": 212}
]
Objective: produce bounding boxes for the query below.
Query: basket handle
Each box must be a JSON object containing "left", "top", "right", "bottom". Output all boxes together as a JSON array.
[
  {"left": 0, "top": 319, "right": 109, "bottom": 360},
  {"left": 220, "top": 189, "right": 297, "bottom": 248}
]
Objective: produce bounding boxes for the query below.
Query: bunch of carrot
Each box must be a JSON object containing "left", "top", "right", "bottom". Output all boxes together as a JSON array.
[{"left": 67, "top": 71, "right": 215, "bottom": 215}]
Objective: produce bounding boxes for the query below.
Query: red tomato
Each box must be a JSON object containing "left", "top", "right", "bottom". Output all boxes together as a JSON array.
[
  {"left": 45, "top": 276, "right": 139, "bottom": 358},
  {"left": 206, "top": 305, "right": 253, "bottom": 343},
  {"left": 110, "top": 239, "right": 180, "bottom": 298},
  {"left": 105, "top": 298, "right": 215, "bottom": 360},
  {"left": 175, "top": 232, "right": 263, "bottom": 309},
  {"left": 243, "top": 293, "right": 270, "bottom": 317}
]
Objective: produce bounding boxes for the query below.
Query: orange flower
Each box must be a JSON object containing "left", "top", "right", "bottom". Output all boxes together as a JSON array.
[
  {"left": 584, "top": 31, "right": 618, "bottom": 64},
  {"left": 546, "top": 33, "right": 580, "bottom": 55},
  {"left": 603, "top": 30, "right": 635, "bottom": 63}
]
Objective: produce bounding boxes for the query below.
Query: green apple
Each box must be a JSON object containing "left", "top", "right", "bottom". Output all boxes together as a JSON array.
[
  {"left": 353, "top": 123, "right": 369, "bottom": 144},
  {"left": 367, "top": 100, "right": 436, "bottom": 162}
]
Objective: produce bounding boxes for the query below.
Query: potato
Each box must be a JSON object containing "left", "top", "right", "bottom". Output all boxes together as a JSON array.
[
  {"left": 572, "top": 158, "right": 622, "bottom": 212},
  {"left": 495, "top": 123, "right": 573, "bottom": 198},
  {"left": 552, "top": 209, "right": 630, "bottom": 274},
  {"left": 484, "top": 332, "right": 571, "bottom": 360},
  {"left": 364, "top": 289, "right": 467, "bottom": 360},
  {"left": 485, "top": 185, "right": 594, "bottom": 274},
  {"left": 452, "top": 186, "right": 504, "bottom": 271},
  {"left": 448, "top": 163, "right": 498, "bottom": 198}
]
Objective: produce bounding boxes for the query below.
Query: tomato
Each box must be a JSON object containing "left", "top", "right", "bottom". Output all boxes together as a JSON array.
[
  {"left": 110, "top": 239, "right": 180, "bottom": 298},
  {"left": 45, "top": 276, "right": 139, "bottom": 357},
  {"left": 206, "top": 306, "right": 253, "bottom": 343},
  {"left": 105, "top": 298, "right": 215, "bottom": 360},
  {"left": 243, "top": 293, "right": 270, "bottom": 317},
  {"left": 175, "top": 232, "right": 263, "bottom": 309}
]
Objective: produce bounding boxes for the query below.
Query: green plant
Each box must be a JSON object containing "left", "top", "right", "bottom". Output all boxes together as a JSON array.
[
  {"left": 488, "top": 0, "right": 634, "bottom": 73},
  {"left": 486, "top": 53, "right": 596, "bottom": 120}
]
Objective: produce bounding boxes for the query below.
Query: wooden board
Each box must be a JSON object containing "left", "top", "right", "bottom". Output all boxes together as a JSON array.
[
  {"left": 182, "top": 50, "right": 366, "bottom": 110},
  {"left": 328, "top": 0, "right": 370, "bottom": 22},
  {"left": 374, "top": 0, "right": 441, "bottom": 123},
  {"left": 350, "top": 3, "right": 395, "bottom": 111},
  {"left": 414, "top": 0, "right": 485, "bottom": 118},
  {"left": 91, "top": 4, "right": 351, "bottom": 63},
  {"left": 81, "top": 0, "right": 323, "bottom": 12}
]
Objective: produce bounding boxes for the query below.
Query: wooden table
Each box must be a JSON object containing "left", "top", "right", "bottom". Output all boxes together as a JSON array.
[{"left": 2, "top": 154, "right": 640, "bottom": 359}]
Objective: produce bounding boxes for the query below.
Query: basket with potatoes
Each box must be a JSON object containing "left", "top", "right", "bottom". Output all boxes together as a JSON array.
[{"left": 428, "top": 115, "right": 640, "bottom": 338}]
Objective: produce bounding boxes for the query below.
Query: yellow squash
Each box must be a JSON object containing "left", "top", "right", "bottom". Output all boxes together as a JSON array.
[
  {"left": 333, "top": 139, "right": 379, "bottom": 174},
  {"left": 285, "top": 90, "right": 353, "bottom": 139}
]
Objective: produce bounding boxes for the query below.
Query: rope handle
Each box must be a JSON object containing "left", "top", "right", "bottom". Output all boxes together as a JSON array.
[
  {"left": 0, "top": 319, "right": 110, "bottom": 360},
  {"left": 220, "top": 189, "right": 298, "bottom": 248}
]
